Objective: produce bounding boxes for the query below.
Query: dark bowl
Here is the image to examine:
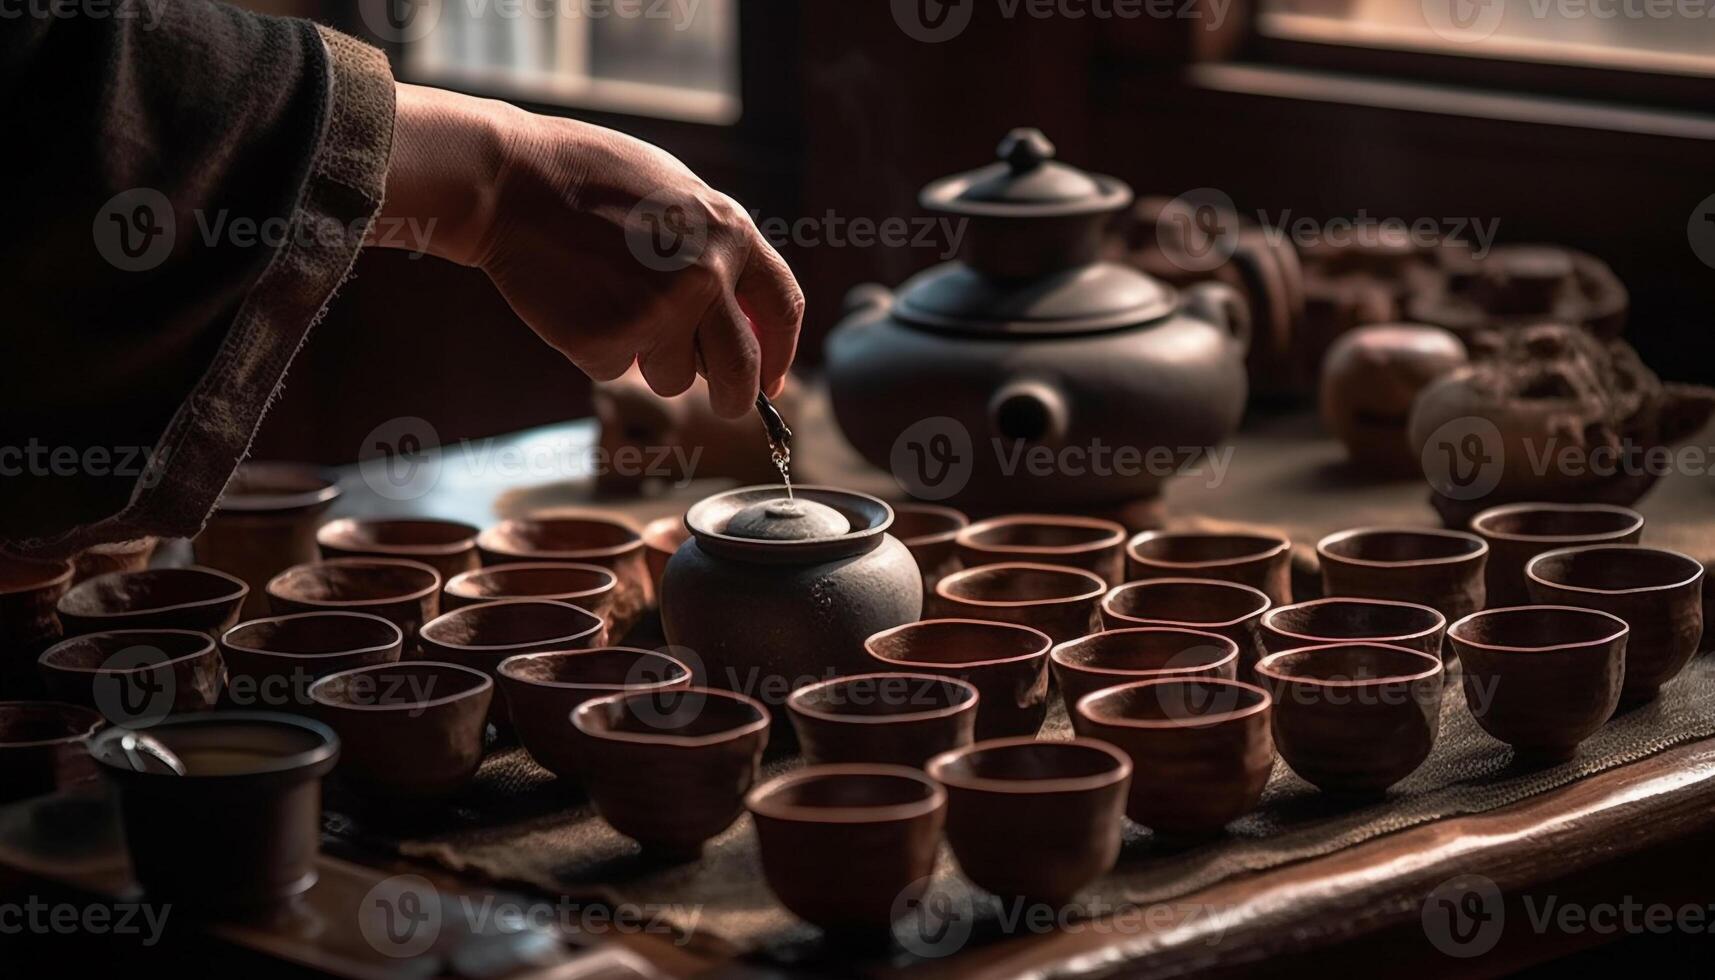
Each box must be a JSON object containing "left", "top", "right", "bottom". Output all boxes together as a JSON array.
[
  {"left": 0, "top": 557, "right": 75, "bottom": 692},
  {"left": 219, "top": 612, "right": 404, "bottom": 712},
  {"left": 640, "top": 516, "right": 691, "bottom": 602},
  {"left": 1072, "top": 679, "right": 1273, "bottom": 837},
  {"left": 194, "top": 461, "right": 342, "bottom": 619},
  {"left": 1526, "top": 545, "right": 1705, "bottom": 703},
  {"left": 786, "top": 672, "right": 979, "bottom": 768},
  {"left": 1124, "top": 530, "right": 1292, "bottom": 605},
  {"left": 933, "top": 562, "right": 1107, "bottom": 644},
  {"left": 1256, "top": 643, "right": 1445, "bottom": 795},
  {"left": 38, "top": 630, "right": 224, "bottom": 723},
  {"left": 956, "top": 514, "right": 1127, "bottom": 585},
  {"left": 308, "top": 661, "right": 493, "bottom": 802},
  {"left": 317, "top": 517, "right": 481, "bottom": 585},
  {"left": 1260, "top": 598, "right": 1447, "bottom": 659},
  {"left": 420, "top": 599, "right": 606, "bottom": 726},
  {"left": 1448, "top": 606, "right": 1627, "bottom": 762},
  {"left": 864, "top": 619, "right": 1053, "bottom": 739},
  {"left": 1050, "top": 627, "right": 1240, "bottom": 708},
  {"left": 891, "top": 503, "right": 970, "bottom": 596},
  {"left": 497, "top": 648, "right": 692, "bottom": 780},
  {"left": 746, "top": 764, "right": 945, "bottom": 935},
  {"left": 927, "top": 737, "right": 1130, "bottom": 905},
  {"left": 56, "top": 567, "right": 249, "bottom": 637},
  {"left": 1316, "top": 527, "right": 1488, "bottom": 624},
  {"left": 442, "top": 561, "right": 620, "bottom": 635},
  {"left": 265, "top": 558, "right": 442, "bottom": 656},
  {"left": 0, "top": 701, "right": 104, "bottom": 803},
  {"left": 477, "top": 513, "right": 650, "bottom": 638},
  {"left": 571, "top": 687, "right": 770, "bottom": 860},
  {"left": 1471, "top": 503, "right": 1644, "bottom": 608},
  {"left": 1099, "top": 578, "right": 1271, "bottom": 680}
]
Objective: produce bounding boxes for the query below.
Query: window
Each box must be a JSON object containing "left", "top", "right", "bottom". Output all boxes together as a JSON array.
[
  {"left": 402, "top": 0, "right": 740, "bottom": 123},
  {"left": 1259, "top": 0, "right": 1715, "bottom": 77}
]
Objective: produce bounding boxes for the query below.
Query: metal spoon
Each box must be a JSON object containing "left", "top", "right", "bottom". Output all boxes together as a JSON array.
[{"left": 118, "top": 730, "right": 187, "bottom": 776}]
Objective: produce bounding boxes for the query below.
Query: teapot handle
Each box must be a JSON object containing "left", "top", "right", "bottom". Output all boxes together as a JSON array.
[{"left": 1185, "top": 281, "right": 1252, "bottom": 356}]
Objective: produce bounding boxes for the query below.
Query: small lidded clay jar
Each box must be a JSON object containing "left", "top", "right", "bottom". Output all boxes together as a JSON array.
[{"left": 660, "top": 486, "right": 922, "bottom": 712}]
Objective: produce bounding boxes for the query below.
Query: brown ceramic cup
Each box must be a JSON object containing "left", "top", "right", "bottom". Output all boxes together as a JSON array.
[
  {"left": 192, "top": 461, "right": 341, "bottom": 618},
  {"left": 56, "top": 567, "right": 249, "bottom": 637},
  {"left": 38, "top": 629, "right": 224, "bottom": 723},
  {"left": 891, "top": 503, "right": 970, "bottom": 598},
  {"left": 1124, "top": 530, "right": 1293, "bottom": 605},
  {"left": 1316, "top": 527, "right": 1488, "bottom": 624},
  {"left": 477, "top": 514, "right": 650, "bottom": 639},
  {"left": 420, "top": 599, "right": 606, "bottom": 726},
  {"left": 442, "top": 561, "right": 620, "bottom": 634},
  {"left": 1099, "top": 578, "right": 1271, "bottom": 680},
  {"left": 496, "top": 648, "right": 692, "bottom": 780},
  {"left": 1050, "top": 627, "right": 1240, "bottom": 708},
  {"left": 317, "top": 517, "right": 482, "bottom": 586},
  {"left": 956, "top": 514, "right": 1127, "bottom": 585},
  {"left": 1256, "top": 643, "right": 1445, "bottom": 795},
  {"left": 786, "top": 672, "right": 980, "bottom": 768},
  {"left": 863, "top": 619, "right": 1053, "bottom": 739},
  {"left": 0, "top": 557, "right": 74, "bottom": 695},
  {"left": 1073, "top": 679, "right": 1273, "bottom": 837},
  {"left": 219, "top": 612, "right": 404, "bottom": 712},
  {"left": 1260, "top": 598, "right": 1447, "bottom": 659},
  {"left": 1448, "top": 606, "right": 1628, "bottom": 761},
  {"left": 640, "top": 516, "right": 691, "bottom": 602},
  {"left": 926, "top": 737, "right": 1131, "bottom": 905},
  {"left": 0, "top": 701, "right": 105, "bottom": 804},
  {"left": 572, "top": 687, "right": 770, "bottom": 860},
  {"left": 746, "top": 764, "right": 946, "bottom": 935},
  {"left": 933, "top": 562, "right": 1107, "bottom": 644},
  {"left": 308, "top": 661, "right": 493, "bottom": 802},
  {"left": 70, "top": 538, "right": 159, "bottom": 583},
  {"left": 1471, "top": 503, "right": 1644, "bottom": 608},
  {"left": 1526, "top": 545, "right": 1704, "bottom": 703},
  {"left": 265, "top": 558, "right": 442, "bottom": 657}
]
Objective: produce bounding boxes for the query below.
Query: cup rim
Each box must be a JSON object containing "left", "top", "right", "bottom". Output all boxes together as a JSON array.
[
  {"left": 1316, "top": 527, "right": 1489, "bottom": 569},
  {"left": 444, "top": 561, "right": 619, "bottom": 603},
  {"left": 786, "top": 671, "right": 980, "bottom": 726},
  {"left": 1261, "top": 597, "right": 1446, "bottom": 645},
  {"left": 745, "top": 763, "right": 945, "bottom": 824},
  {"left": 59, "top": 566, "right": 250, "bottom": 620},
  {"left": 864, "top": 618, "right": 1054, "bottom": 669},
  {"left": 1075, "top": 677, "right": 1272, "bottom": 729},
  {"left": 220, "top": 611, "right": 404, "bottom": 661},
  {"left": 1447, "top": 605, "right": 1630, "bottom": 653},
  {"left": 39, "top": 628, "right": 218, "bottom": 675},
  {"left": 308, "top": 660, "right": 494, "bottom": 712},
  {"left": 317, "top": 517, "right": 481, "bottom": 558},
  {"left": 477, "top": 512, "right": 645, "bottom": 562},
  {"left": 571, "top": 686, "right": 771, "bottom": 748},
  {"left": 936, "top": 562, "right": 1109, "bottom": 608},
  {"left": 926, "top": 736, "right": 1132, "bottom": 795},
  {"left": 957, "top": 513, "right": 1127, "bottom": 557},
  {"left": 496, "top": 647, "right": 691, "bottom": 692},
  {"left": 0, "top": 700, "right": 105, "bottom": 747},
  {"left": 1255, "top": 642, "right": 1444, "bottom": 688},
  {"left": 1470, "top": 502, "right": 1644, "bottom": 544},
  {"left": 1125, "top": 529, "right": 1290, "bottom": 570},
  {"left": 889, "top": 503, "right": 970, "bottom": 548},
  {"left": 1525, "top": 544, "right": 1705, "bottom": 596},
  {"left": 0, "top": 557, "right": 75, "bottom": 596},
  {"left": 90, "top": 710, "right": 339, "bottom": 779},
  {"left": 1100, "top": 577, "right": 1272, "bottom": 629},
  {"left": 267, "top": 557, "right": 442, "bottom": 607},
  {"left": 420, "top": 598, "right": 605, "bottom": 652},
  {"left": 640, "top": 515, "right": 690, "bottom": 552},
  {"left": 1051, "top": 627, "right": 1241, "bottom": 679},
  {"left": 214, "top": 462, "right": 342, "bottom": 513}
]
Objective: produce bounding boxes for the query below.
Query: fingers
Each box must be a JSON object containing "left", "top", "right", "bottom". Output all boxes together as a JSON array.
[
  {"left": 735, "top": 231, "right": 804, "bottom": 399},
  {"left": 638, "top": 320, "right": 697, "bottom": 398},
  {"left": 694, "top": 292, "right": 761, "bottom": 419}
]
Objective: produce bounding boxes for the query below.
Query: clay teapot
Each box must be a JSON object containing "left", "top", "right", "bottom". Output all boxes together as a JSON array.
[
  {"left": 659, "top": 486, "right": 922, "bottom": 710},
  {"left": 825, "top": 128, "right": 1251, "bottom": 510}
]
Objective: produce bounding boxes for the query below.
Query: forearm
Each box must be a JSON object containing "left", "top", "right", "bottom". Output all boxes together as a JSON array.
[{"left": 371, "top": 83, "right": 515, "bottom": 267}]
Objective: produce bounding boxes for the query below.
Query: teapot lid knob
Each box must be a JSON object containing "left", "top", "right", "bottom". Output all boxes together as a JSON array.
[{"left": 999, "top": 128, "right": 1055, "bottom": 173}]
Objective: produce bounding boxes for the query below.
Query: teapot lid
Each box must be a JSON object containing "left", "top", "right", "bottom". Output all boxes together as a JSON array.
[{"left": 921, "top": 128, "right": 1131, "bottom": 217}]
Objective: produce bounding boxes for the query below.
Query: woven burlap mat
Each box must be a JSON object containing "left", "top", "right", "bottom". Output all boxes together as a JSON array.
[{"left": 322, "top": 650, "right": 1715, "bottom": 962}]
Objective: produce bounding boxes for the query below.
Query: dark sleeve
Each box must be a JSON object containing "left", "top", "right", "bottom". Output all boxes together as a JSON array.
[{"left": 0, "top": 1, "right": 394, "bottom": 558}]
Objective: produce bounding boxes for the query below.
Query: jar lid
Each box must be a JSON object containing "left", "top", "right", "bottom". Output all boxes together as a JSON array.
[
  {"left": 920, "top": 128, "right": 1131, "bottom": 217},
  {"left": 686, "top": 486, "right": 894, "bottom": 564}
]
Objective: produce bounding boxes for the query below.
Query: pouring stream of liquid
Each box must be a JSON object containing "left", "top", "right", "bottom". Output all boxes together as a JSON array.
[{"left": 756, "top": 392, "right": 794, "bottom": 500}]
